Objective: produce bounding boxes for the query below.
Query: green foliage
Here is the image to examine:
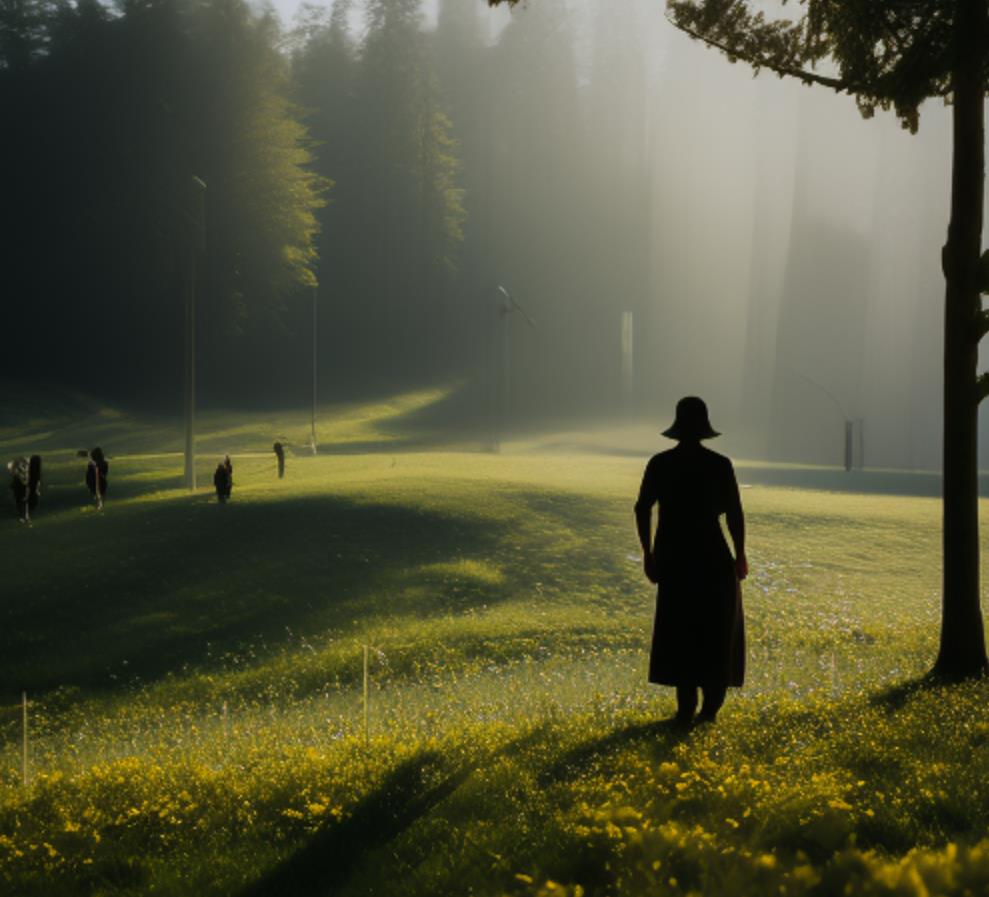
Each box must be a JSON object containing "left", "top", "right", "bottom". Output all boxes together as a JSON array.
[
  {"left": 664, "top": 0, "right": 963, "bottom": 132},
  {"left": 488, "top": 0, "right": 974, "bottom": 132},
  {"left": 0, "top": 0, "right": 327, "bottom": 393},
  {"left": 289, "top": 0, "right": 467, "bottom": 385}
]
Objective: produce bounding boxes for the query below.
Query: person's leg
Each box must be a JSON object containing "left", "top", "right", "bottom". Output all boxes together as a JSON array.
[
  {"left": 675, "top": 684, "right": 698, "bottom": 723},
  {"left": 698, "top": 684, "right": 727, "bottom": 722}
]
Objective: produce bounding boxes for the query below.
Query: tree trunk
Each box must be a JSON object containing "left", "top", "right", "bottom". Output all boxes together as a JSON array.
[{"left": 933, "top": 0, "right": 989, "bottom": 679}]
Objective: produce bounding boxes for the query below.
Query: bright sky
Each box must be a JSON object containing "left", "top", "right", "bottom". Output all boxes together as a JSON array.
[{"left": 258, "top": 0, "right": 445, "bottom": 31}]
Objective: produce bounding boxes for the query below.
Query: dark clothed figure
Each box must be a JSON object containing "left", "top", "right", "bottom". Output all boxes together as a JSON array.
[
  {"left": 635, "top": 397, "right": 747, "bottom": 725},
  {"left": 27, "top": 455, "right": 41, "bottom": 515},
  {"left": 86, "top": 447, "right": 109, "bottom": 510},
  {"left": 214, "top": 455, "right": 233, "bottom": 502},
  {"left": 8, "top": 457, "right": 29, "bottom": 522},
  {"left": 273, "top": 442, "right": 285, "bottom": 479}
]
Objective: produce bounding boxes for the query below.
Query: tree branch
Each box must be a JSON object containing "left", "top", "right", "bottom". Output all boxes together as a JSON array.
[
  {"left": 978, "top": 372, "right": 989, "bottom": 404},
  {"left": 976, "top": 310, "right": 989, "bottom": 342},
  {"left": 666, "top": 14, "right": 856, "bottom": 94}
]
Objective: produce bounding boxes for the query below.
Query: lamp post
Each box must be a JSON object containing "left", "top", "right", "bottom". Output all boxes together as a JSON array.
[
  {"left": 311, "top": 285, "right": 318, "bottom": 455},
  {"left": 183, "top": 176, "right": 206, "bottom": 490},
  {"left": 786, "top": 367, "right": 858, "bottom": 472},
  {"left": 491, "top": 284, "right": 535, "bottom": 453}
]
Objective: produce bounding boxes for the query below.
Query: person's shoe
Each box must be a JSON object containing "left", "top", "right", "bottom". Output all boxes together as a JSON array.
[
  {"left": 695, "top": 711, "right": 718, "bottom": 724},
  {"left": 673, "top": 711, "right": 694, "bottom": 727}
]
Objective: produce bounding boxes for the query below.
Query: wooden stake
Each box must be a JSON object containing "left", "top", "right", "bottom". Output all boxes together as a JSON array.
[
  {"left": 21, "top": 692, "right": 28, "bottom": 788},
  {"left": 362, "top": 645, "right": 369, "bottom": 745}
]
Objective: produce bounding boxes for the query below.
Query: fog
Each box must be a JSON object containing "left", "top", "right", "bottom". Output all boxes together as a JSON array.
[
  {"left": 1, "top": 0, "right": 983, "bottom": 470},
  {"left": 427, "top": 0, "right": 969, "bottom": 470}
]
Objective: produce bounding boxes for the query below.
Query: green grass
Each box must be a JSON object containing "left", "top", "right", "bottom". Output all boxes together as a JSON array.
[{"left": 1, "top": 391, "right": 989, "bottom": 896}]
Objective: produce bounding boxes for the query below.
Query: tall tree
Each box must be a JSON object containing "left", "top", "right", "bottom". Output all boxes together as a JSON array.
[
  {"left": 0, "top": 0, "right": 327, "bottom": 399},
  {"left": 294, "top": 0, "right": 465, "bottom": 382}
]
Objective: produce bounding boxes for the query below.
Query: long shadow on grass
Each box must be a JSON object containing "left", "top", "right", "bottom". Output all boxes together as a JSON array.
[
  {"left": 869, "top": 673, "right": 958, "bottom": 712},
  {"left": 0, "top": 494, "right": 512, "bottom": 700},
  {"left": 240, "top": 751, "right": 471, "bottom": 897},
  {"left": 538, "top": 719, "right": 689, "bottom": 786}
]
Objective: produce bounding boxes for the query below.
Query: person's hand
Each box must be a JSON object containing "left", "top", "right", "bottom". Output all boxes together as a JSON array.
[
  {"left": 643, "top": 553, "right": 658, "bottom": 584},
  {"left": 735, "top": 552, "right": 749, "bottom": 581}
]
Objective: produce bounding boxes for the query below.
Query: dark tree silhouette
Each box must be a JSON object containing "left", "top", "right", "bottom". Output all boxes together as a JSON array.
[{"left": 491, "top": 0, "right": 989, "bottom": 680}]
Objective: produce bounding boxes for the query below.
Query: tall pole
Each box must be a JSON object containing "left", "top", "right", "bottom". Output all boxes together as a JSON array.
[
  {"left": 785, "top": 366, "right": 854, "bottom": 472},
  {"left": 184, "top": 176, "right": 206, "bottom": 491},
  {"left": 492, "top": 285, "right": 534, "bottom": 452},
  {"left": 501, "top": 299, "right": 511, "bottom": 447},
  {"left": 311, "top": 286, "right": 318, "bottom": 455},
  {"left": 621, "top": 311, "right": 634, "bottom": 414},
  {"left": 183, "top": 235, "right": 196, "bottom": 490}
]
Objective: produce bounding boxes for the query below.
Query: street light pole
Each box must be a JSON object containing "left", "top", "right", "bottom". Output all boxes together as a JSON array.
[
  {"left": 492, "top": 285, "right": 535, "bottom": 453},
  {"left": 311, "top": 285, "right": 318, "bottom": 455},
  {"left": 785, "top": 366, "right": 856, "bottom": 472},
  {"left": 184, "top": 176, "right": 206, "bottom": 491}
]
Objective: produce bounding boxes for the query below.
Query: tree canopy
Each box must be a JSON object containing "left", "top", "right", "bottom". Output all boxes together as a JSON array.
[
  {"left": 0, "top": 0, "right": 327, "bottom": 398},
  {"left": 666, "top": 0, "right": 960, "bottom": 132}
]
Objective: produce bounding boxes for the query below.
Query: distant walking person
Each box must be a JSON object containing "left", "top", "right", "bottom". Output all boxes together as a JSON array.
[
  {"left": 634, "top": 397, "right": 748, "bottom": 725},
  {"left": 27, "top": 455, "right": 42, "bottom": 517},
  {"left": 273, "top": 442, "right": 285, "bottom": 479},
  {"left": 86, "top": 447, "right": 109, "bottom": 510},
  {"left": 8, "top": 457, "right": 30, "bottom": 522},
  {"left": 214, "top": 454, "right": 233, "bottom": 502}
]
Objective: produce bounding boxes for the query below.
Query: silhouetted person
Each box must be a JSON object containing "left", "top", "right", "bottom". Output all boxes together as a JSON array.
[
  {"left": 273, "top": 441, "right": 285, "bottom": 479},
  {"left": 214, "top": 454, "right": 233, "bottom": 502},
  {"left": 27, "top": 455, "right": 41, "bottom": 517},
  {"left": 86, "top": 446, "right": 109, "bottom": 510},
  {"left": 8, "top": 457, "right": 29, "bottom": 522},
  {"left": 634, "top": 397, "right": 748, "bottom": 725}
]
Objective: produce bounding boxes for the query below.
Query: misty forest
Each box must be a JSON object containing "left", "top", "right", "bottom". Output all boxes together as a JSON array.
[{"left": 3, "top": 0, "right": 989, "bottom": 894}]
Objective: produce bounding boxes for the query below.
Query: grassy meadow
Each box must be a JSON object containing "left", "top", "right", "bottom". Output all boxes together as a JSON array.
[{"left": 2, "top": 391, "right": 989, "bottom": 896}]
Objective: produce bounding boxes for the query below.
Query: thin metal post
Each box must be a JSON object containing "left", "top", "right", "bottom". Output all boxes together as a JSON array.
[
  {"left": 500, "top": 304, "right": 511, "bottom": 447},
  {"left": 184, "top": 176, "right": 206, "bottom": 491},
  {"left": 311, "top": 287, "right": 318, "bottom": 455},
  {"left": 184, "top": 238, "right": 196, "bottom": 489},
  {"left": 844, "top": 420, "right": 853, "bottom": 472}
]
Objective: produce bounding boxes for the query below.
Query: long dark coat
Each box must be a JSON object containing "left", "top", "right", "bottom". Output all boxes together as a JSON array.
[{"left": 636, "top": 444, "right": 745, "bottom": 688}]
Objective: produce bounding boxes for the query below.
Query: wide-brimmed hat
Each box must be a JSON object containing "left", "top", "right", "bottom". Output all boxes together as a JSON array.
[{"left": 662, "top": 396, "right": 720, "bottom": 440}]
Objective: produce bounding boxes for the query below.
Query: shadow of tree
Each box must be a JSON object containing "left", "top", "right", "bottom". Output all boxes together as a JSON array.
[
  {"left": 869, "top": 673, "right": 944, "bottom": 711},
  {"left": 239, "top": 751, "right": 470, "bottom": 897},
  {"left": 538, "top": 719, "right": 690, "bottom": 786}
]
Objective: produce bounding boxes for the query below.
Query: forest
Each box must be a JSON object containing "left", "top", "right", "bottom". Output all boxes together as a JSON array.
[
  {"left": 3, "top": 0, "right": 966, "bottom": 470},
  {"left": 1, "top": 0, "right": 652, "bottom": 420}
]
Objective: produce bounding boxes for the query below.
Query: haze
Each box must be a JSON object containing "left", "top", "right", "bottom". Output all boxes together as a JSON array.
[{"left": 2, "top": 0, "right": 980, "bottom": 472}]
